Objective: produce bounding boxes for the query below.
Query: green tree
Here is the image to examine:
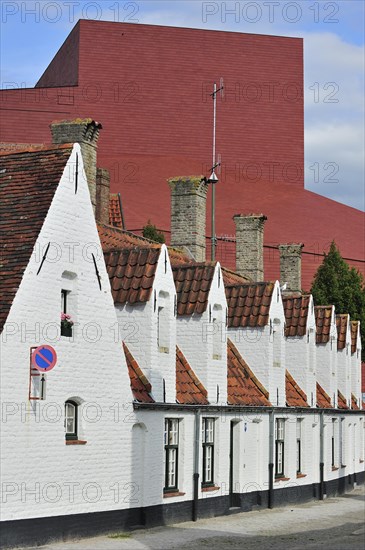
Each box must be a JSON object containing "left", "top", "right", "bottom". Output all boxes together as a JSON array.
[
  {"left": 142, "top": 220, "right": 165, "bottom": 243},
  {"left": 311, "top": 241, "right": 365, "bottom": 360}
]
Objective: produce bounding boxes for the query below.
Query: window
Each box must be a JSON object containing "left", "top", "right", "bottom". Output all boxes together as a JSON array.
[
  {"left": 202, "top": 418, "right": 215, "bottom": 486},
  {"left": 275, "top": 419, "right": 285, "bottom": 477},
  {"left": 61, "top": 289, "right": 73, "bottom": 337},
  {"left": 340, "top": 418, "right": 346, "bottom": 467},
  {"left": 158, "top": 291, "right": 170, "bottom": 353},
  {"left": 212, "top": 305, "right": 222, "bottom": 360},
  {"left": 296, "top": 420, "right": 302, "bottom": 474},
  {"left": 65, "top": 401, "right": 78, "bottom": 440},
  {"left": 272, "top": 319, "right": 281, "bottom": 368},
  {"left": 164, "top": 419, "right": 179, "bottom": 492},
  {"left": 331, "top": 419, "right": 336, "bottom": 467}
]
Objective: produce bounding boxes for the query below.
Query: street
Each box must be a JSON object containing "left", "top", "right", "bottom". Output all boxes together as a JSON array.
[{"left": 21, "top": 485, "right": 365, "bottom": 550}]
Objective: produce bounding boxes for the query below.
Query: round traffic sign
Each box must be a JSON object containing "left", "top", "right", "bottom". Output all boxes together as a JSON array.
[{"left": 32, "top": 345, "right": 57, "bottom": 372}]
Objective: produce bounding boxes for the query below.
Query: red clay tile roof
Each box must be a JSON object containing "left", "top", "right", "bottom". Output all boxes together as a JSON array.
[
  {"left": 173, "top": 263, "right": 216, "bottom": 315},
  {"left": 314, "top": 305, "right": 333, "bottom": 344},
  {"left": 123, "top": 343, "right": 154, "bottom": 403},
  {"left": 337, "top": 390, "right": 349, "bottom": 409},
  {"left": 176, "top": 346, "right": 209, "bottom": 405},
  {"left": 316, "top": 382, "right": 332, "bottom": 408},
  {"left": 98, "top": 222, "right": 159, "bottom": 252},
  {"left": 109, "top": 193, "right": 123, "bottom": 228},
  {"left": 283, "top": 294, "right": 311, "bottom": 337},
  {"left": 227, "top": 339, "right": 271, "bottom": 406},
  {"left": 222, "top": 267, "right": 250, "bottom": 286},
  {"left": 104, "top": 248, "right": 160, "bottom": 304},
  {"left": 336, "top": 314, "right": 349, "bottom": 350},
  {"left": 226, "top": 282, "right": 275, "bottom": 328},
  {"left": 350, "top": 320, "right": 359, "bottom": 354},
  {"left": 0, "top": 145, "right": 72, "bottom": 332},
  {"left": 97, "top": 222, "right": 191, "bottom": 266},
  {"left": 351, "top": 393, "right": 360, "bottom": 410},
  {"left": 285, "top": 370, "right": 309, "bottom": 407}
]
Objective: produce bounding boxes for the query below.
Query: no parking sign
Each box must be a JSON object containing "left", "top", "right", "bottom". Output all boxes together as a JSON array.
[{"left": 31, "top": 345, "right": 57, "bottom": 372}]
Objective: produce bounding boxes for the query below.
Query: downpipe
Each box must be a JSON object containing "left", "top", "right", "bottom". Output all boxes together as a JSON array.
[
  {"left": 268, "top": 410, "right": 274, "bottom": 509},
  {"left": 193, "top": 409, "right": 200, "bottom": 521}
]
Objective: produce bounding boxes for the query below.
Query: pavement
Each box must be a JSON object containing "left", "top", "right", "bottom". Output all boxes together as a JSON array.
[{"left": 21, "top": 485, "right": 365, "bottom": 550}]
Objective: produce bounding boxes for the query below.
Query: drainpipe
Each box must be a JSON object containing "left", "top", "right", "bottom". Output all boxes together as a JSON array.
[
  {"left": 268, "top": 411, "right": 274, "bottom": 509},
  {"left": 193, "top": 409, "right": 201, "bottom": 521},
  {"left": 319, "top": 411, "right": 324, "bottom": 500}
]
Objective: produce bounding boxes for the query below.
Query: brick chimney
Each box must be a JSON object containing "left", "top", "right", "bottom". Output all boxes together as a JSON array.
[
  {"left": 50, "top": 118, "right": 102, "bottom": 212},
  {"left": 278, "top": 243, "right": 304, "bottom": 292},
  {"left": 168, "top": 176, "right": 208, "bottom": 262},
  {"left": 233, "top": 214, "right": 267, "bottom": 281},
  {"left": 95, "top": 168, "right": 110, "bottom": 225}
]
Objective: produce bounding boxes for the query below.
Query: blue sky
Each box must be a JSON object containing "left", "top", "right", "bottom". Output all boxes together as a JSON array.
[{"left": 1, "top": 0, "right": 364, "bottom": 210}]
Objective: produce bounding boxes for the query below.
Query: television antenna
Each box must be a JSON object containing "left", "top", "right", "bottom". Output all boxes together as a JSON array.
[{"left": 209, "top": 78, "right": 224, "bottom": 262}]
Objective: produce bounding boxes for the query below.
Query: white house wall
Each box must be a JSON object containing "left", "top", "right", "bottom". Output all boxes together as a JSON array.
[{"left": 0, "top": 145, "right": 133, "bottom": 521}]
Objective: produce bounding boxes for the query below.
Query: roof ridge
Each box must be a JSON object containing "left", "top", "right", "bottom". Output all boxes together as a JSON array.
[{"left": 0, "top": 143, "right": 73, "bottom": 156}]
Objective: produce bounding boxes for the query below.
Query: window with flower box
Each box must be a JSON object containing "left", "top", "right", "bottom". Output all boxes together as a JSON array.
[
  {"left": 202, "top": 418, "right": 215, "bottom": 486},
  {"left": 164, "top": 418, "right": 179, "bottom": 492},
  {"left": 61, "top": 289, "right": 73, "bottom": 337}
]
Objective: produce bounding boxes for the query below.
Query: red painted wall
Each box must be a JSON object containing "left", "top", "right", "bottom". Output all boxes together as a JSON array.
[{"left": 0, "top": 20, "right": 363, "bottom": 289}]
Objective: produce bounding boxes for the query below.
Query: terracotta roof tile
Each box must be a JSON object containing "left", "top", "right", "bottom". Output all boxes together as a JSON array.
[
  {"left": 222, "top": 267, "right": 250, "bottom": 286},
  {"left": 316, "top": 382, "right": 332, "bottom": 408},
  {"left": 123, "top": 343, "right": 154, "bottom": 403},
  {"left": 314, "top": 305, "right": 333, "bottom": 344},
  {"left": 227, "top": 339, "right": 271, "bottom": 406},
  {"left": 104, "top": 248, "right": 160, "bottom": 304},
  {"left": 283, "top": 294, "right": 311, "bottom": 337},
  {"left": 176, "top": 346, "right": 209, "bottom": 405},
  {"left": 109, "top": 193, "right": 123, "bottom": 228},
  {"left": 173, "top": 263, "right": 216, "bottom": 316},
  {"left": 336, "top": 314, "right": 349, "bottom": 350},
  {"left": 285, "top": 370, "right": 309, "bottom": 407},
  {"left": 350, "top": 320, "right": 359, "bottom": 354},
  {"left": 0, "top": 145, "right": 72, "bottom": 332},
  {"left": 337, "top": 390, "right": 349, "bottom": 410},
  {"left": 98, "top": 222, "right": 159, "bottom": 251},
  {"left": 226, "top": 282, "right": 275, "bottom": 328},
  {"left": 351, "top": 393, "right": 360, "bottom": 410}
]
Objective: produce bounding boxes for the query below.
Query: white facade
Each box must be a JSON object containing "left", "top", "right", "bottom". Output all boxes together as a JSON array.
[{"left": 0, "top": 145, "right": 364, "bottom": 547}]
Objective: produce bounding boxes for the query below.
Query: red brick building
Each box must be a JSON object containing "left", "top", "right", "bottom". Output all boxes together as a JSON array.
[{"left": 0, "top": 20, "right": 363, "bottom": 289}]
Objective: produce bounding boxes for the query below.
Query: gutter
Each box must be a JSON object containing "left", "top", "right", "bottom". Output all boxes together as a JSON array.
[
  {"left": 192, "top": 409, "right": 200, "bottom": 522},
  {"left": 268, "top": 410, "right": 274, "bottom": 509},
  {"left": 133, "top": 402, "right": 364, "bottom": 415},
  {"left": 319, "top": 411, "right": 325, "bottom": 500}
]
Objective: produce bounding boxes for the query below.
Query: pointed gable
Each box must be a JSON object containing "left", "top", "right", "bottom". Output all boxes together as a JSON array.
[
  {"left": 285, "top": 370, "right": 309, "bottom": 407},
  {"left": 123, "top": 343, "right": 154, "bottom": 403},
  {"left": 0, "top": 145, "right": 72, "bottom": 332},
  {"left": 176, "top": 346, "right": 208, "bottom": 405},
  {"left": 225, "top": 282, "right": 275, "bottom": 328},
  {"left": 227, "top": 339, "right": 271, "bottom": 406}
]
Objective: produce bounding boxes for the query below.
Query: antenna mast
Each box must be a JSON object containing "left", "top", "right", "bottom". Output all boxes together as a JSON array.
[{"left": 209, "top": 78, "right": 224, "bottom": 262}]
